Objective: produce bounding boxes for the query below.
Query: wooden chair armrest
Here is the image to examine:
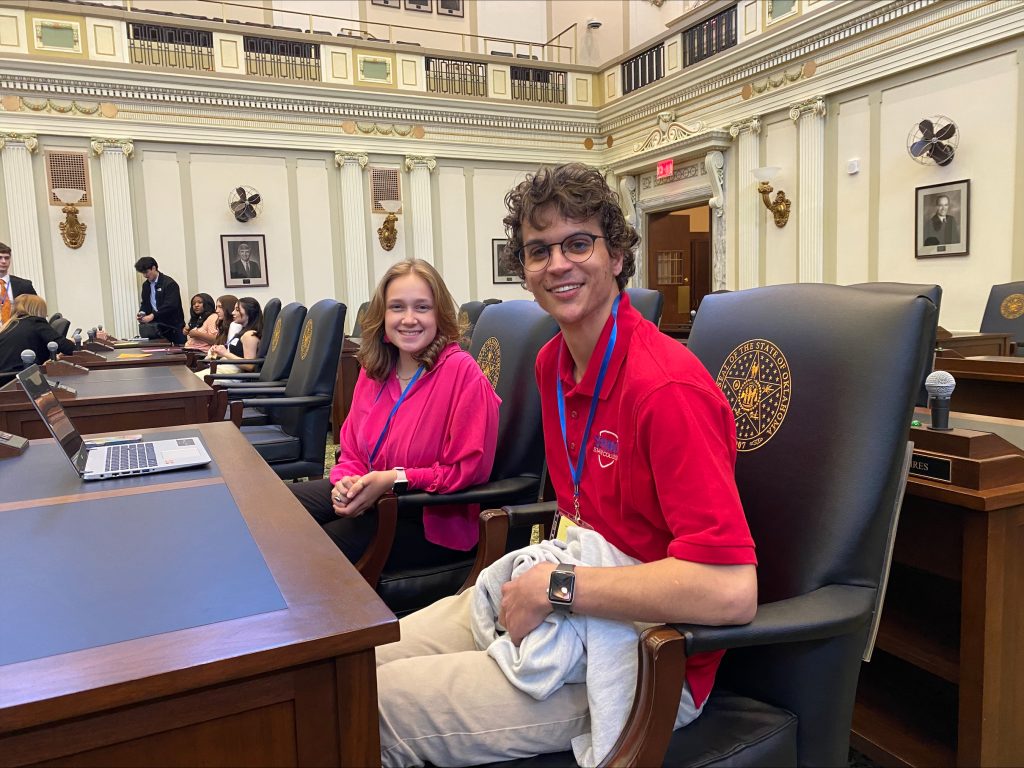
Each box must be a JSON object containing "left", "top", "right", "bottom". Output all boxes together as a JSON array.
[{"left": 355, "top": 493, "right": 398, "bottom": 587}]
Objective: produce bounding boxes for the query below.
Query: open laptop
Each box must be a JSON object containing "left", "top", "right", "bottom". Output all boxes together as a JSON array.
[{"left": 16, "top": 365, "right": 211, "bottom": 480}]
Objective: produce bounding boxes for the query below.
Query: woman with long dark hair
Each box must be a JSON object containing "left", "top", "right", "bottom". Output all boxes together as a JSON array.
[
  {"left": 183, "top": 293, "right": 216, "bottom": 352},
  {"left": 207, "top": 296, "right": 262, "bottom": 373}
]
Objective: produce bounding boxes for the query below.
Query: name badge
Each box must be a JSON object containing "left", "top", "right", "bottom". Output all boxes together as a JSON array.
[{"left": 552, "top": 508, "right": 593, "bottom": 543}]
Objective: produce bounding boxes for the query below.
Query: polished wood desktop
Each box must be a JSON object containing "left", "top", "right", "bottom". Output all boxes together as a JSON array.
[
  {"left": 933, "top": 355, "right": 1024, "bottom": 420},
  {"left": 935, "top": 328, "right": 1013, "bottom": 358},
  {"left": 0, "top": 366, "right": 212, "bottom": 438},
  {"left": 0, "top": 421, "right": 399, "bottom": 766},
  {"left": 63, "top": 346, "right": 187, "bottom": 370},
  {"left": 852, "top": 410, "right": 1024, "bottom": 767}
]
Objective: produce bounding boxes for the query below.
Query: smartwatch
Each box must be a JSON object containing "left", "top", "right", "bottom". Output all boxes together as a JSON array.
[
  {"left": 392, "top": 467, "right": 408, "bottom": 494},
  {"left": 548, "top": 563, "right": 576, "bottom": 613}
]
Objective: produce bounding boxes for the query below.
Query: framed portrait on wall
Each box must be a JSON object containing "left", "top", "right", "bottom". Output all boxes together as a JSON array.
[
  {"left": 492, "top": 239, "right": 517, "bottom": 284},
  {"left": 404, "top": 0, "right": 432, "bottom": 12},
  {"left": 437, "top": 0, "right": 464, "bottom": 17},
  {"left": 371, "top": 0, "right": 401, "bottom": 8},
  {"left": 221, "top": 234, "right": 269, "bottom": 288},
  {"left": 915, "top": 179, "right": 969, "bottom": 258}
]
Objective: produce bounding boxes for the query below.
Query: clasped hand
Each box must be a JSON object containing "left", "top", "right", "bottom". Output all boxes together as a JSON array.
[
  {"left": 497, "top": 562, "right": 557, "bottom": 646},
  {"left": 331, "top": 470, "right": 397, "bottom": 518}
]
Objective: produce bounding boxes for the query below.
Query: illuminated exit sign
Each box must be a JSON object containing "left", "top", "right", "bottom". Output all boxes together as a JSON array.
[{"left": 656, "top": 159, "right": 674, "bottom": 179}]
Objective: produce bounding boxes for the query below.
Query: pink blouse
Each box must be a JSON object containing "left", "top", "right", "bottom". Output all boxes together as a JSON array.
[
  {"left": 184, "top": 312, "right": 218, "bottom": 352},
  {"left": 331, "top": 343, "right": 501, "bottom": 550}
]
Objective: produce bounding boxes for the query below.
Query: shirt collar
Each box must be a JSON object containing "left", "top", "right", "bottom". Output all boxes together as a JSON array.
[{"left": 556, "top": 290, "right": 640, "bottom": 401}]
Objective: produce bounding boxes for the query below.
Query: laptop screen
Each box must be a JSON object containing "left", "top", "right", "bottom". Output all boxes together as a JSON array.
[{"left": 16, "top": 365, "right": 86, "bottom": 470}]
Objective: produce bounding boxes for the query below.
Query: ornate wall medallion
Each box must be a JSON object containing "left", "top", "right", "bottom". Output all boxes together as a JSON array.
[{"left": 716, "top": 339, "right": 792, "bottom": 452}]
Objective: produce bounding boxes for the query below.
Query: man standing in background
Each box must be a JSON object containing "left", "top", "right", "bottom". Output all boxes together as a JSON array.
[{"left": 0, "top": 242, "right": 38, "bottom": 325}]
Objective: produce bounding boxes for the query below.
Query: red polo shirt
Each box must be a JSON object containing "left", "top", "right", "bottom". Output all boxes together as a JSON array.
[{"left": 535, "top": 291, "right": 756, "bottom": 706}]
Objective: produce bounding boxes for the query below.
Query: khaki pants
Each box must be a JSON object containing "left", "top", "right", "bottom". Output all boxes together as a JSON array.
[{"left": 377, "top": 588, "right": 590, "bottom": 767}]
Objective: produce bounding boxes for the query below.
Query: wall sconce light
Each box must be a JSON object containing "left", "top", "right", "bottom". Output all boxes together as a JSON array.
[
  {"left": 377, "top": 199, "right": 401, "bottom": 251},
  {"left": 53, "top": 187, "right": 87, "bottom": 249},
  {"left": 751, "top": 167, "right": 791, "bottom": 228}
]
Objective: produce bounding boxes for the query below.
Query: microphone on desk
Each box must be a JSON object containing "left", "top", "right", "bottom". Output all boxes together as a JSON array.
[
  {"left": 925, "top": 370, "right": 956, "bottom": 431},
  {"left": 21, "top": 349, "right": 36, "bottom": 368},
  {"left": 47, "top": 341, "right": 59, "bottom": 362},
  {"left": 73, "top": 329, "right": 82, "bottom": 349}
]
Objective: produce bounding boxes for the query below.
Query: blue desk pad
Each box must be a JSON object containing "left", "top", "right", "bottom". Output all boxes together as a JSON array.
[
  {"left": 0, "top": 484, "right": 286, "bottom": 666},
  {"left": 0, "top": 430, "right": 221, "bottom": 505}
]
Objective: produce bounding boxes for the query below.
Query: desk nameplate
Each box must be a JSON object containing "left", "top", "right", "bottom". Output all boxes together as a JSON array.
[{"left": 909, "top": 450, "right": 952, "bottom": 483}]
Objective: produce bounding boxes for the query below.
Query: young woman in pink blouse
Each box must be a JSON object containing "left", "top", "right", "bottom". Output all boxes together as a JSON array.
[{"left": 291, "top": 259, "right": 500, "bottom": 567}]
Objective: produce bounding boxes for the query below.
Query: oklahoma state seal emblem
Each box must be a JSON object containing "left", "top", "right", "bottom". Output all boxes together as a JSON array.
[
  {"left": 299, "top": 319, "right": 313, "bottom": 360},
  {"left": 476, "top": 336, "right": 501, "bottom": 390},
  {"left": 1000, "top": 293, "right": 1024, "bottom": 320},
  {"left": 716, "top": 339, "right": 792, "bottom": 452}
]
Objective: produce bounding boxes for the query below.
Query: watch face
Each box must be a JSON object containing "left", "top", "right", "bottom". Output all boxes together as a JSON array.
[{"left": 548, "top": 570, "right": 574, "bottom": 604}]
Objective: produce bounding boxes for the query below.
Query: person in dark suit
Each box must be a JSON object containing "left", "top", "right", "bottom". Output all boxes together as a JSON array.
[
  {"left": 0, "top": 241, "right": 38, "bottom": 326},
  {"left": 928, "top": 195, "right": 960, "bottom": 245},
  {"left": 0, "top": 294, "right": 75, "bottom": 373},
  {"left": 134, "top": 256, "right": 186, "bottom": 345},
  {"left": 229, "top": 242, "right": 262, "bottom": 280}
]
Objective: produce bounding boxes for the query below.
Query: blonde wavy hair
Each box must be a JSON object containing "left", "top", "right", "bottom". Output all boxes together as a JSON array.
[
  {"left": 358, "top": 259, "right": 460, "bottom": 382},
  {"left": 1, "top": 295, "right": 48, "bottom": 333}
]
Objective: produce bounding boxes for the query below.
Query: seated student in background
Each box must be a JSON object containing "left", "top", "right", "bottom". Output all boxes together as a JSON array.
[
  {"left": 206, "top": 296, "right": 261, "bottom": 374},
  {"left": 183, "top": 293, "right": 217, "bottom": 353},
  {"left": 290, "top": 258, "right": 500, "bottom": 568},
  {"left": 0, "top": 295, "right": 75, "bottom": 372},
  {"left": 374, "top": 165, "right": 756, "bottom": 767}
]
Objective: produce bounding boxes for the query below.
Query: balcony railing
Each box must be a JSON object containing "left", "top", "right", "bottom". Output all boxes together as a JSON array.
[
  {"left": 127, "top": 22, "right": 214, "bottom": 72},
  {"left": 425, "top": 56, "right": 487, "bottom": 97},
  {"left": 622, "top": 42, "right": 664, "bottom": 96},
  {"left": 244, "top": 36, "right": 321, "bottom": 82},
  {"left": 510, "top": 66, "right": 567, "bottom": 105},
  {"left": 683, "top": 5, "right": 738, "bottom": 67}
]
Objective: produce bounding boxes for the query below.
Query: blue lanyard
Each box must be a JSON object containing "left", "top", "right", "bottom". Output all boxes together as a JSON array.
[
  {"left": 556, "top": 294, "right": 620, "bottom": 521},
  {"left": 369, "top": 365, "right": 424, "bottom": 465}
]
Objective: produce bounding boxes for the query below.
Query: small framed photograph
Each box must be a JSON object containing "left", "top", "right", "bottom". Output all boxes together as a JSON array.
[
  {"left": 404, "top": 0, "right": 431, "bottom": 12},
  {"left": 371, "top": 0, "right": 400, "bottom": 7},
  {"left": 915, "top": 179, "right": 969, "bottom": 258},
  {"left": 492, "top": 239, "right": 517, "bottom": 284},
  {"left": 221, "top": 234, "right": 269, "bottom": 288},
  {"left": 437, "top": 0, "right": 464, "bottom": 17}
]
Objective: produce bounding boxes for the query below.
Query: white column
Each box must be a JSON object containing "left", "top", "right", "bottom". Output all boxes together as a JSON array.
[
  {"left": 705, "top": 150, "right": 728, "bottom": 292},
  {"left": 0, "top": 133, "right": 46, "bottom": 297},
  {"left": 404, "top": 156, "right": 437, "bottom": 265},
  {"left": 729, "top": 118, "right": 761, "bottom": 290},
  {"left": 91, "top": 138, "right": 138, "bottom": 340},
  {"left": 791, "top": 98, "right": 827, "bottom": 283},
  {"left": 334, "top": 152, "right": 370, "bottom": 329}
]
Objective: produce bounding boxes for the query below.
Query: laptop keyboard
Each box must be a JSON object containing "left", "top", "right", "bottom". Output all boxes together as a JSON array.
[{"left": 104, "top": 443, "right": 159, "bottom": 473}]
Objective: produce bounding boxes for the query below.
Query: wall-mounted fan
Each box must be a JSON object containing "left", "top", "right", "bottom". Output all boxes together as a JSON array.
[
  {"left": 907, "top": 116, "right": 958, "bottom": 166},
  {"left": 228, "top": 185, "right": 263, "bottom": 222}
]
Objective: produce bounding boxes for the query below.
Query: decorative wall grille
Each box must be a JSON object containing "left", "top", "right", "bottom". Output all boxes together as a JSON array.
[
  {"left": 683, "top": 5, "right": 738, "bottom": 67},
  {"left": 510, "top": 66, "right": 567, "bottom": 105},
  {"left": 127, "top": 23, "right": 214, "bottom": 71},
  {"left": 371, "top": 168, "right": 401, "bottom": 213},
  {"left": 425, "top": 57, "right": 487, "bottom": 97},
  {"left": 622, "top": 43, "right": 665, "bottom": 95},
  {"left": 244, "top": 36, "right": 321, "bottom": 81},
  {"left": 45, "top": 151, "right": 91, "bottom": 206}
]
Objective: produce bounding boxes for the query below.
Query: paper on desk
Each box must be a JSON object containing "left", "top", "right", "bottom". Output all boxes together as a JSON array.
[{"left": 116, "top": 353, "right": 151, "bottom": 359}]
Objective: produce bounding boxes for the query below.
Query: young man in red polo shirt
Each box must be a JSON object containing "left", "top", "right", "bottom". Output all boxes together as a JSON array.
[{"left": 376, "top": 163, "right": 756, "bottom": 767}]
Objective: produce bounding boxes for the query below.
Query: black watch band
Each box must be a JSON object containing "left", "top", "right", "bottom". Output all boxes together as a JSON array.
[{"left": 548, "top": 563, "right": 576, "bottom": 613}]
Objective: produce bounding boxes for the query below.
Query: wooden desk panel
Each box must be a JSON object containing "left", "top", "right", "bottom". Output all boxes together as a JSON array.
[
  {"left": 933, "top": 356, "right": 1024, "bottom": 420},
  {"left": 66, "top": 347, "right": 187, "bottom": 370},
  {"left": 0, "top": 367, "right": 212, "bottom": 438},
  {"left": 935, "top": 332, "right": 1012, "bottom": 358},
  {"left": 0, "top": 421, "right": 398, "bottom": 767}
]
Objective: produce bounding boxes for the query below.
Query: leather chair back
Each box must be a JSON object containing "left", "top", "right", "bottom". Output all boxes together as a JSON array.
[
  {"left": 625, "top": 287, "right": 665, "bottom": 326},
  {"left": 256, "top": 298, "right": 281, "bottom": 359},
  {"left": 980, "top": 281, "right": 1024, "bottom": 353},
  {"left": 849, "top": 282, "right": 941, "bottom": 406},
  {"left": 51, "top": 317, "right": 71, "bottom": 338},
  {"left": 458, "top": 301, "right": 487, "bottom": 349},
  {"left": 686, "top": 284, "right": 935, "bottom": 765},
  {"left": 270, "top": 299, "right": 346, "bottom": 470},
  {"left": 257, "top": 302, "right": 306, "bottom": 383},
  {"left": 351, "top": 301, "right": 369, "bottom": 338},
  {"left": 469, "top": 300, "right": 559, "bottom": 482},
  {"left": 48, "top": 313, "right": 63, "bottom": 325}
]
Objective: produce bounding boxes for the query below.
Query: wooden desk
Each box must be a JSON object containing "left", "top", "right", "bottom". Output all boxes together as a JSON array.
[
  {"left": 932, "top": 355, "right": 1024, "bottom": 420},
  {"left": 0, "top": 366, "right": 212, "bottom": 438},
  {"left": 851, "top": 411, "right": 1024, "bottom": 767},
  {"left": 0, "top": 421, "right": 398, "bottom": 766},
  {"left": 935, "top": 330, "right": 1012, "bottom": 358},
  {"left": 64, "top": 347, "right": 187, "bottom": 370}
]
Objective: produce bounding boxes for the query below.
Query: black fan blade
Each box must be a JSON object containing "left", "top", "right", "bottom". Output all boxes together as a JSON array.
[
  {"left": 910, "top": 139, "right": 932, "bottom": 157},
  {"left": 247, "top": 192, "right": 262, "bottom": 206},
  {"left": 235, "top": 186, "right": 247, "bottom": 199},
  {"left": 243, "top": 204, "right": 257, "bottom": 219},
  {"left": 934, "top": 122, "right": 956, "bottom": 141},
  {"left": 929, "top": 142, "right": 954, "bottom": 166},
  {"left": 230, "top": 200, "right": 246, "bottom": 214},
  {"left": 918, "top": 119, "right": 935, "bottom": 140}
]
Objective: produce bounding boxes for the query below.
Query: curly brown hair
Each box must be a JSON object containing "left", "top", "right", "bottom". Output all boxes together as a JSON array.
[
  {"left": 358, "top": 259, "right": 460, "bottom": 382},
  {"left": 502, "top": 163, "right": 638, "bottom": 290}
]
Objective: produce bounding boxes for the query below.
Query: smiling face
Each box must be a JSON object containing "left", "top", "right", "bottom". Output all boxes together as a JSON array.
[
  {"left": 384, "top": 273, "right": 438, "bottom": 360},
  {"left": 237, "top": 243, "right": 251, "bottom": 261},
  {"left": 522, "top": 207, "right": 622, "bottom": 335},
  {"left": 215, "top": 300, "right": 225, "bottom": 321},
  {"left": 232, "top": 303, "right": 247, "bottom": 325},
  {"left": 936, "top": 196, "right": 949, "bottom": 216}
]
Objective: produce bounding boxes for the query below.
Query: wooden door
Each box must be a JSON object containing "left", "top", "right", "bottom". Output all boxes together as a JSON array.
[{"left": 647, "top": 211, "right": 692, "bottom": 327}]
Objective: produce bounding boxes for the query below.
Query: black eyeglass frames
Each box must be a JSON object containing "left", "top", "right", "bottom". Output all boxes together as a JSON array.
[{"left": 516, "top": 233, "right": 608, "bottom": 272}]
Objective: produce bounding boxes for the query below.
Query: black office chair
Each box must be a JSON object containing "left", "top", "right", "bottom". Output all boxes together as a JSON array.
[
  {"left": 47, "top": 313, "right": 63, "bottom": 325},
  {"left": 979, "top": 281, "right": 1024, "bottom": 356},
  {"left": 849, "top": 282, "right": 942, "bottom": 406},
  {"left": 50, "top": 317, "right": 71, "bottom": 338},
  {"left": 231, "top": 299, "right": 347, "bottom": 481},
  {"left": 205, "top": 302, "right": 307, "bottom": 423},
  {"left": 351, "top": 301, "right": 370, "bottom": 339},
  {"left": 470, "top": 284, "right": 936, "bottom": 767},
  {"left": 357, "top": 300, "right": 559, "bottom": 617},
  {"left": 457, "top": 301, "right": 486, "bottom": 350},
  {"left": 625, "top": 287, "right": 665, "bottom": 326}
]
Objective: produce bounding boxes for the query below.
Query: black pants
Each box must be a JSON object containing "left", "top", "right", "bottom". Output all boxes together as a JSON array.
[{"left": 290, "top": 479, "right": 474, "bottom": 569}]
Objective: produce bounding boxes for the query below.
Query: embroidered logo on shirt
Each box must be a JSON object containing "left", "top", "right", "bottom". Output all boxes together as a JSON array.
[
  {"left": 476, "top": 336, "right": 501, "bottom": 390},
  {"left": 593, "top": 429, "right": 619, "bottom": 468},
  {"left": 716, "top": 339, "right": 792, "bottom": 452},
  {"left": 1000, "top": 293, "right": 1024, "bottom": 320}
]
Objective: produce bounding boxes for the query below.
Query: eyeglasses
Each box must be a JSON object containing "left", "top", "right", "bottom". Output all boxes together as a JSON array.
[{"left": 516, "top": 232, "right": 608, "bottom": 272}]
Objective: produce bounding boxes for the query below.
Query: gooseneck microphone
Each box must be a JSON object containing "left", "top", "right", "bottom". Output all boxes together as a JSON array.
[
  {"left": 73, "top": 330, "right": 82, "bottom": 348},
  {"left": 924, "top": 370, "right": 956, "bottom": 431},
  {"left": 21, "top": 349, "right": 36, "bottom": 367},
  {"left": 47, "top": 341, "right": 59, "bottom": 362}
]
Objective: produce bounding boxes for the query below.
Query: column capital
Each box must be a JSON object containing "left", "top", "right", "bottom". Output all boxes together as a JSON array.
[
  {"left": 334, "top": 151, "right": 368, "bottom": 169},
  {"left": 404, "top": 155, "right": 437, "bottom": 173},
  {"left": 0, "top": 133, "right": 39, "bottom": 153},
  {"left": 789, "top": 97, "right": 827, "bottom": 122},
  {"left": 728, "top": 117, "right": 760, "bottom": 139},
  {"left": 90, "top": 138, "right": 134, "bottom": 158}
]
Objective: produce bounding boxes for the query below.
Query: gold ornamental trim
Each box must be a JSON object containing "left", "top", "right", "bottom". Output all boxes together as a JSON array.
[
  {"left": 270, "top": 318, "right": 282, "bottom": 352},
  {"left": 476, "top": 336, "right": 501, "bottom": 390},
  {"left": 1000, "top": 293, "right": 1024, "bottom": 320},
  {"left": 716, "top": 339, "right": 792, "bottom": 452},
  {"left": 299, "top": 318, "right": 313, "bottom": 360}
]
